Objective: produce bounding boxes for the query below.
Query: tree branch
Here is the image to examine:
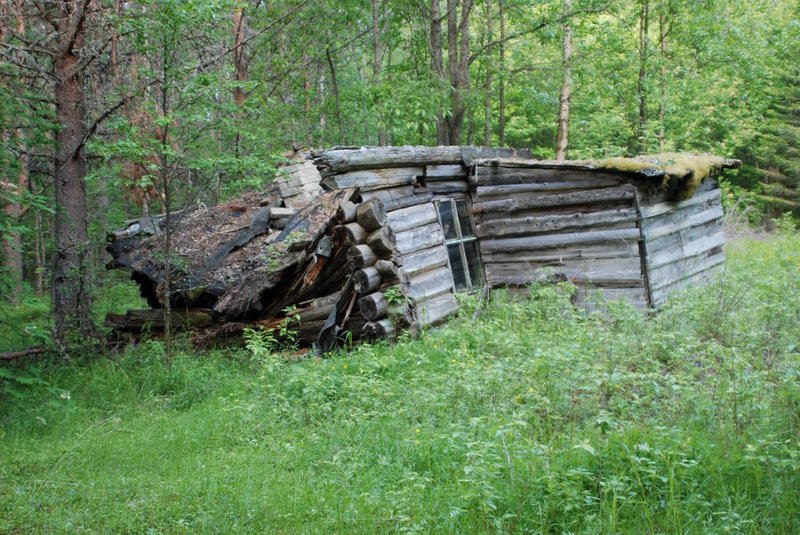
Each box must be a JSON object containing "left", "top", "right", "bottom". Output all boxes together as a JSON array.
[
  {"left": 196, "top": 0, "right": 310, "bottom": 71},
  {"left": 32, "top": 1, "right": 59, "bottom": 32}
]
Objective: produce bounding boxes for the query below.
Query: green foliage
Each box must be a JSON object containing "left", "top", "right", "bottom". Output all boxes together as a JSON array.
[{"left": 1, "top": 235, "right": 798, "bottom": 533}]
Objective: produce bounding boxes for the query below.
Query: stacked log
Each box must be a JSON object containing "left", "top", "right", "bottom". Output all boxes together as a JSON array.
[
  {"left": 319, "top": 197, "right": 403, "bottom": 347},
  {"left": 473, "top": 162, "right": 649, "bottom": 311},
  {"left": 388, "top": 202, "right": 460, "bottom": 331}
]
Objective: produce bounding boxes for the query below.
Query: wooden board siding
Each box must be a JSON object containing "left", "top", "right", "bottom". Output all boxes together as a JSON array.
[
  {"left": 473, "top": 164, "right": 649, "bottom": 309},
  {"left": 383, "top": 193, "right": 460, "bottom": 330},
  {"left": 639, "top": 178, "right": 726, "bottom": 307}
]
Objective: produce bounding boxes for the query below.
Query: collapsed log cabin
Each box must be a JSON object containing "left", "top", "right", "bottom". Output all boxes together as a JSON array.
[{"left": 106, "top": 146, "right": 740, "bottom": 351}]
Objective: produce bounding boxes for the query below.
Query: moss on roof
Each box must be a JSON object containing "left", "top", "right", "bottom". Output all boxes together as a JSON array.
[{"left": 596, "top": 153, "right": 729, "bottom": 200}]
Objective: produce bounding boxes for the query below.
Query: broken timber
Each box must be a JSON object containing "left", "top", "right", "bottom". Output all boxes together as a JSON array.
[{"left": 105, "top": 146, "right": 739, "bottom": 352}]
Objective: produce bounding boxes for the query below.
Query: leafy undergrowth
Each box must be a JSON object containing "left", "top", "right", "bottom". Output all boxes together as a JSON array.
[{"left": 1, "top": 235, "right": 798, "bottom": 534}]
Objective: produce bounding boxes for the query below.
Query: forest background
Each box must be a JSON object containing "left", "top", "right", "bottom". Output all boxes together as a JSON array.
[{"left": 0, "top": 0, "right": 798, "bottom": 350}]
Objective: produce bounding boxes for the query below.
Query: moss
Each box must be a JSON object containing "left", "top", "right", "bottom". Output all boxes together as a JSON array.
[{"left": 596, "top": 153, "right": 728, "bottom": 200}]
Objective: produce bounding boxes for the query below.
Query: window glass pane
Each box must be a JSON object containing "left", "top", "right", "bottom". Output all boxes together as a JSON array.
[
  {"left": 447, "top": 243, "right": 468, "bottom": 290},
  {"left": 437, "top": 200, "right": 459, "bottom": 241},
  {"left": 464, "top": 240, "right": 482, "bottom": 288},
  {"left": 456, "top": 199, "right": 475, "bottom": 238}
]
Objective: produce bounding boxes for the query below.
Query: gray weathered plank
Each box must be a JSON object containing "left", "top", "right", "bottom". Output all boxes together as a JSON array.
[
  {"left": 481, "top": 228, "right": 641, "bottom": 254},
  {"left": 640, "top": 188, "right": 720, "bottom": 219},
  {"left": 651, "top": 261, "right": 726, "bottom": 306},
  {"left": 404, "top": 266, "right": 455, "bottom": 303},
  {"left": 396, "top": 222, "right": 446, "bottom": 255},
  {"left": 386, "top": 203, "right": 438, "bottom": 233},
  {"left": 321, "top": 167, "right": 423, "bottom": 190},
  {"left": 425, "top": 180, "right": 470, "bottom": 195},
  {"left": 643, "top": 204, "right": 723, "bottom": 242},
  {"left": 412, "top": 292, "right": 460, "bottom": 329},
  {"left": 473, "top": 185, "right": 636, "bottom": 214},
  {"left": 646, "top": 230, "right": 725, "bottom": 269},
  {"left": 476, "top": 208, "right": 637, "bottom": 238},
  {"left": 425, "top": 164, "right": 468, "bottom": 178},
  {"left": 649, "top": 251, "right": 726, "bottom": 292},
  {"left": 474, "top": 177, "right": 625, "bottom": 199},
  {"left": 481, "top": 241, "right": 640, "bottom": 264}
]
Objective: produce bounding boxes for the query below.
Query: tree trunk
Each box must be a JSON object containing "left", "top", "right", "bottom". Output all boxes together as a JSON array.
[
  {"left": 498, "top": 0, "right": 506, "bottom": 146},
  {"left": 442, "top": 0, "right": 473, "bottom": 145},
  {"left": 657, "top": 11, "right": 668, "bottom": 152},
  {"left": 232, "top": 6, "right": 248, "bottom": 157},
  {"left": 371, "top": 0, "right": 388, "bottom": 145},
  {"left": 637, "top": 0, "right": 649, "bottom": 155},
  {"left": 430, "top": 0, "right": 447, "bottom": 144},
  {"left": 555, "top": 0, "right": 573, "bottom": 161},
  {"left": 1, "top": 0, "right": 28, "bottom": 302},
  {"left": 53, "top": 32, "right": 95, "bottom": 347},
  {"left": 483, "top": 0, "right": 493, "bottom": 146}
]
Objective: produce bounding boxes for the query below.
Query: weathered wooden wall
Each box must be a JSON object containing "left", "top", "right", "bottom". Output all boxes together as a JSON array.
[
  {"left": 472, "top": 162, "right": 649, "bottom": 310},
  {"left": 637, "top": 177, "right": 725, "bottom": 307}
]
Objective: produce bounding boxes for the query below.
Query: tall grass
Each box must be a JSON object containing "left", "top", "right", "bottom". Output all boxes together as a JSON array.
[{"left": 1, "top": 234, "right": 798, "bottom": 534}]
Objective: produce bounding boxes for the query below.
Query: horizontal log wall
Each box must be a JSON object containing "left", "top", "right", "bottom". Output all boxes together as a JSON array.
[
  {"left": 474, "top": 164, "right": 648, "bottom": 309},
  {"left": 639, "top": 178, "right": 726, "bottom": 307},
  {"left": 383, "top": 185, "right": 460, "bottom": 330}
]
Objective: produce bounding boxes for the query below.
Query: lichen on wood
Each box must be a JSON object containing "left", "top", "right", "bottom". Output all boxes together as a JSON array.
[{"left": 596, "top": 153, "right": 735, "bottom": 200}]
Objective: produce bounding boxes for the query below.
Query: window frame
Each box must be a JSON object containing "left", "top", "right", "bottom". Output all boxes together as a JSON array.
[{"left": 434, "top": 197, "right": 482, "bottom": 291}]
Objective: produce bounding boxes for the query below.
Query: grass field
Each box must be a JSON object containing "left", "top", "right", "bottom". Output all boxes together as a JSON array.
[{"left": 1, "top": 233, "right": 799, "bottom": 534}]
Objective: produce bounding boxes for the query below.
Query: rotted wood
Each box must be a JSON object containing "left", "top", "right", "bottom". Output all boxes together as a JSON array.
[
  {"left": 320, "top": 167, "right": 423, "bottom": 190},
  {"left": 386, "top": 203, "right": 438, "bottom": 233},
  {"left": 363, "top": 319, "right": 396, "bottom": 339},
  {"left": 334, "top": 222, "right": 367, "bottom": 246},
  {"left": 347, "top": 244, "right": 378, "bottom": 269},
  {"left": 0, "top": 346, "right": 48, "bottom": 362},
  {"left": 473, "top": 185, "right": 636, "bottom": 214},
  {"left": 353, "top": 266, "right": 382, "bottom": 294},
  {"left": 366, "top": 226, "right": 396, "bottom": 257},
  {"left": 359, "top": 291, "right": 390, "bottom": 321},
  {"left": 294, "top": 291, "right": 343, "bottom": 322},
  {"left": 105, "top": 308, "right": 215, "bottom": 332},
  {"left": 355, "top": 198, "right": 387, "bottom": 231},
  {"left": 316, "top": 274, "right": 357, "bottom": 353},
  {"left": 336, "top": 201, "right": 357, "bottom": 223},
  {"left": 373, "top": 259, "right": 398, "bottom": 281}
]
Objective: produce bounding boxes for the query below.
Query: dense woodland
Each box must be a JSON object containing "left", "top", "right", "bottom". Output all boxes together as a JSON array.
[{"left": 0, "top": 0, "right": 798, "bottom": 350}]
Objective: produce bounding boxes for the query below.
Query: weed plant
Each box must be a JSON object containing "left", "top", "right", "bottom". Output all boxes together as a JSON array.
[{"left": 0, "top": 234, "right": 798, "bottom": 533}]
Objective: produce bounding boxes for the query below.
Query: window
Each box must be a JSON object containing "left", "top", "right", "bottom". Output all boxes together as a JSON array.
[{"left": 435, "top": 198, "right": 482, "bottom": 291}]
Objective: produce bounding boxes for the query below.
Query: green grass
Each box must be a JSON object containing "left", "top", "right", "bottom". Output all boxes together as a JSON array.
[{"left": 1, "top": 234, "right": 799, "bottom": 534}]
